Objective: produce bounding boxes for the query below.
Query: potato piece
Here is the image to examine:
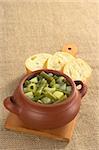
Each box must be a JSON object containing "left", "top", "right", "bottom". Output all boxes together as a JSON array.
[
  {"left": 53, "top": 91, "right": 64, "bottom": 100},
  {"left": 25, "top": 92, "right": 33, "bottom": 99},
  {"left": 41, "top": 97, "right": 52, "bottom": 104},
  {"left": 30, "top": 77, "right": 38, "bottom": 83}
]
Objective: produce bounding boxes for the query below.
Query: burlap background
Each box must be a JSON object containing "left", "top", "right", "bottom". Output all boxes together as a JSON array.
[{"left": 0, "top": 0, "right": 99, "bottom": 150}]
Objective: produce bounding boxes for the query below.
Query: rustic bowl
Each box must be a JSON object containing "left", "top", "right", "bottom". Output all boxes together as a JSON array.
[{"left": 4, "top": 69, "right": 87, "bottom": 129}]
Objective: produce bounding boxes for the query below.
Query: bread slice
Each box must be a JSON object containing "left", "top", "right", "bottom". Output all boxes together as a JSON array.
[
  {"left": 25, "top": 53, "right": 52, "bottom": 73},
  {"left": 63, "top": 58, "right": 92, "bottom": 81},
  {"left": 47, "top": 52, "right": 75, "bottom": 71}
]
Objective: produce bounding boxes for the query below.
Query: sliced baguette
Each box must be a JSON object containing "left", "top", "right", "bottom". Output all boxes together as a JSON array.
[
  {"left": 63, "top": 58, "right": 92, "bottom": 81},
  {"left": 47, "top": 52, "right": 75, "bottom": 71},
  {"left": 25, "top": 53, "right": 52, "bottom": 73}
]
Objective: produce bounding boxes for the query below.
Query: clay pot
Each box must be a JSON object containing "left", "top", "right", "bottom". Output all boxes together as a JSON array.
[{"left": 4, "top": 69, "right": 87, "bottom": 129}]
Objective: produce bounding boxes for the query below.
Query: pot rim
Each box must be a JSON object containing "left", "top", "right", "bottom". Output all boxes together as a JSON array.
[{"left": 19, "top": 69, "right": 76, "bottom": 108}]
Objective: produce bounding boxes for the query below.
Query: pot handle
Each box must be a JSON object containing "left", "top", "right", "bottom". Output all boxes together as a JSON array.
[
  {"left": 74, "top": 81, "right": 87, "bottom": 97},
  {"left": 3, "top": 96, "right": 20, "bottom": 115}
]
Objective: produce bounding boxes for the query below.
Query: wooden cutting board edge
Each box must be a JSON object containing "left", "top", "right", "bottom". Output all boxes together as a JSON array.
[{"left": 4, "top": 113, "right": 77, "bottom": 142}]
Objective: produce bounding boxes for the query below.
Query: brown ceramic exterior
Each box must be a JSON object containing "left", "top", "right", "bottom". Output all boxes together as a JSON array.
[{"left": 4, "top": 69, "right": 87, "bottom": 129}]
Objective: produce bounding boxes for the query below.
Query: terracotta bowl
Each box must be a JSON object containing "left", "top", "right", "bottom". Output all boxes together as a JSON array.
[{"left": 4, "top": 69, "right": 87, "bottom": 129}]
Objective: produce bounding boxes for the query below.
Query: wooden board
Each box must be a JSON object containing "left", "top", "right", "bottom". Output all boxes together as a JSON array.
[{"left": 5, "top": 113, "right": 77, "bottom": 142}]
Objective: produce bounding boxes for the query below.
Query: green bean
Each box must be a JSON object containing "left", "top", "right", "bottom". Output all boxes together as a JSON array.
[
  {"left": 35, "top": 79, "right": 47, "bottom": 96},
  {"left": 50, "top": 79, "right": 56, "bottom": 87},
  {"left": 27, "top": 83, "right": 37, "bottom": 93},
  {"left": 44, "top": 91, "right": 56, "bottom": 100},
  {"left": 33, "top": 94, "right": 44, "bottom": 101},
  {"left": 24, "top": 80, "right": 31, "bottom": 87},
  {"left": 53, "top": 75, "right": 59, "bottom": 80},
  {"left": 23, "top": 71, "right": 72, "bottom": 104},
  {"left": 44, "top": 87, "right": 56, "bottom": 93},
  {"left": 37, "top": 75, "right": 43, "bottom": 81},
  {"left": 40, "top": 71, "right": 53, "bottom": 82}
]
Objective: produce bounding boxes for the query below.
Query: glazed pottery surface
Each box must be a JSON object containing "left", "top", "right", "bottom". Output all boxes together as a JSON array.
[{"left": 4, "top": 69, "right": 87, "bottom": 129}]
